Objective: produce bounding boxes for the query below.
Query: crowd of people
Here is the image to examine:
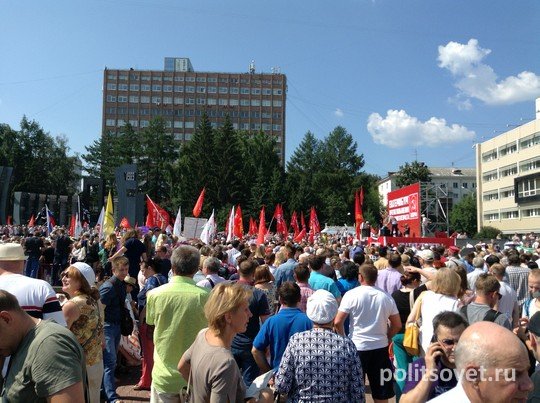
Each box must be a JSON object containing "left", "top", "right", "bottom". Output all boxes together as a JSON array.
[{"left": 1, "top": 223, "right": 540, "bottom": 402}]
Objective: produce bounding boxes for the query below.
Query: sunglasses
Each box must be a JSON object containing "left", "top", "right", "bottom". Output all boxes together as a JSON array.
[
  {"left": 61, "top": 271, "right": 70, "bottom": 278},
  {"left": 437, "top": 338, "right": 459, "bottom": 346}
]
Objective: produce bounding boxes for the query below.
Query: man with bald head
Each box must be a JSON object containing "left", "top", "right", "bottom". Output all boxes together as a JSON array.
[{"left": 430, "top": 321, "right": 532, "bottom": 402}]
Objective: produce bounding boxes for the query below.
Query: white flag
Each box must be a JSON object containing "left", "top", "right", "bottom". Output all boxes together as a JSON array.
[
  {"left": 96, "top": 206, "right": 105, "bottom": 239},
  {"left": 226, "top": 206, "right": 235, "bottom": 242},
  {"left": 74, "top": 213, "right": 84, "bottom": 238},
  {"left": 200, "top": 210, "right": 216, "bottom": 245},
  {"left": 173, "top": 206, "right": 182, "bottom": 237}
]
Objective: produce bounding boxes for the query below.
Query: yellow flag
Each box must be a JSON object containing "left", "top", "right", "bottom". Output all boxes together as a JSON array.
[{"left": 103, "top": 190, "right": 115, "bottom": 237}]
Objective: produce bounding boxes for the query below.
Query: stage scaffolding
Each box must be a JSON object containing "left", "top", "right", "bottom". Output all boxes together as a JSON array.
[{"left": 420, "top": 182, "right": 453, "bottom": 236}]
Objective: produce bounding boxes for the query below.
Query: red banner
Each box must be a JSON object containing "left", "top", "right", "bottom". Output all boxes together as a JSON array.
[
  {"left": 257, "top": 207, "right": 266, "bottom": 245},
  {"left": 192, "top": 188, "right": 205, "bottom": 218},
  {"left": 146, "top": 196, "right": 170, "bottom": 230},
  {"left": 387, "top": 182, "right": 421, "bottom": 237},
  {"left": 234, "top": 205, "right": 243, "bottom": 239}
]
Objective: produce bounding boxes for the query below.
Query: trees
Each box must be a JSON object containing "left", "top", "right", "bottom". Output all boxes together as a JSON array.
[
  {"left": 395, "top": 161, "right": 431, "bottom": 187},
  {"left": 449, "top": 193, "right": 477, "bottom": 236}
]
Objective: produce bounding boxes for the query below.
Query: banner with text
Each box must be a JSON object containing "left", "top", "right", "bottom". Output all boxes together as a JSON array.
[{"left": 387, "top": 182, "right": 421, "bottom": 237}]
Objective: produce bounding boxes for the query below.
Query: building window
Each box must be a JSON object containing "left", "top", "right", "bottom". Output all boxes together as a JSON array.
[
  {"left": 185, "top": 86, "right": 195, "bottom": 93},
  {"left": 129, "top": 96, "right": 139, "bottom": 103},
  {"left": 207, "top": 87, "right": 217, "bottom": 93},
  {"left": 141, "top": 96, "right": 150, "bottom": 103},
  {"left": 196, "top": 77, "right": 206, "bottom": 82},
  {"left": 107, "top": 74, "right": 117, "bottom": 80},
  {"left": 152, "top": 85, "right": 162, "bottom": 91},
  {"left": 219, "top": 87, "right": 228, "bottom": 94},
  {"left": 128, "top": 120, "right": 138, "bottom": 127},
  {"left": 273, "top": 89, "right": 282, "bottom": 95},
  {"left": 106, "top": 107, "right": 116, "bottom": 114},
  {"left": 482, "top": 149, "right": 498, "bottom": 162},
  {"left": 118, "top": 84, "right": 128, "bottom": 91},
  {"left": 484, "top": 212, "right": 499, "bottom": 221},
  {"left": 241, "top": 123, "right": 249, "bottom": 130},
  {"left": 251, "top": 88, "right": 261, "bottom": 95},
  {"left": 240, "top": 99, "right": 250, "bottom": 106},
  {"left": 207, "top": 98, "right": 217, "bottom": 105},
  {"left": 174, "top": 76, "right": 184, "bottom": 82},
  {"left": 141, "top": 76, "right": 151, "bottom": 81},
  {"left": 185, "top": 121, "right": 195, "bottom": 129},
  {"left": 107, "top": 83, "right": 117, "bottom": 90},
  {"left": 262, "top": 100, "right": 271, "bottom": 107},
  {"left": 185, "top": 133, "right": 192, "bottom": 140},
  {"left": 106, "top": 95, "right": 117, "bottom": 102},
  {"left": 273, "top": 100, "right": 282, "bottom": 107},
  {"left": 523, "top": 208, "right": 540, "bottom": 217},
  {"left": 118, "top": 96, "right": 128, "bottom": 102},
  {"left": 499, "top": 143, "right": 517, "bottom": 157},
  {"left": 186, "top": 98, "right": 195, "bottom": 105},
  {"left": 453, "top": 183, "right": 458, "bottom": 189},
  {"left": 141, "top": 84, "right": 151, "bottom": 91},
  {"left": 163, "top": 85, "right": 173, "bottom": 92},
  {"left": 501, "top": 210, "right": 519, "bottom": 219},
  {"left": 273, "top": 112, "right": 282, "bottom": 119},
  {"left": 229, "top": 99, "right": 239, "bottom": 106},
  {"left": 262, "top": 123, "right": 271, "bottom": 131},
  {"left": 164, "top": 120, "right": 172, "bottom": 128},
  {"left": 119, "top": 74, "right": 128, "bottom": 80},
  {"left": 152, "top": 76, "right": 162, "bottom": 81},
  {"left": 174, "top": 86, "right": 184, "bottom": 92},
  {"left": 106, "top": 119, "right": 116, "bottom": 126},
  {"left": 174, "top": 121, "right": 183, "bottom": 128},
  {"left": 197, "top": 86, "right": 206, "bottom": 93},
  {"left": 197, "top": 98, "right": 206, "bottom": 105},
  {"left": 164, "top": 76, "right": 173, "bottom": 82},
  {"left": 500, "top": 187, "right": 514, "bottom": 198},
  {"left": 462, "top": 183, "right": 468, "bottom": 188},
  {"left": 240, "top": 88, "right": 250, "bottom": 94},
  {"left": 500, "top": 164, "right": 518, "bottom": 177},
  {"left": 219, "top": 99, "right": 228, "bottom": 106},
  {"left": 129, "top": 84, "right": 139, "bottom": 91},
  {"left": 163, "top": 97, "right": 173, "bottom": 104},
  {"left": 262, "top": 89, "right": 272, "bottom": 95},
  {"left": 483, "top": 170, "right": 498, "bottom": 182},
  {"left": 140, "top": 120, "right": 149, "bottom": 127},
  {"left": 140, "top": 108, "right": 149, "bottom": 115},
  {"left": 152, "top": 96, "right": 161, "bottom": 104},
  {"left": 186, "top": 77, "right": 195, "bottom": 82},
  {"left": 117, "top": 119, "right": 126, "bottom": 127},
  {"left": 251, "top": 100, "right": 261, "bottom": 106},
  {"left": 174, "top": 97, "right": 184, "bottom": 105},
  {"left": 230, "top": 87, "right": 239, "bottom": 94},
  {"left": 519, "top": 132, "right": 540, "bottom": 149},
  {"left": 273, "top": 124, "right": 282, "bottom": 131},
  {"left": 482, "top": 192, "right": 499, "bottom": 202},
  {"left": 518, "top": 178, "right": 540, "bottom": 198},
  {"left": 520, "top": 157, "right": 540, "bottom": 173},
  {"left": 117, "top": 107, "right": 127, "bottom": 115},
  {"left": 208, "top": 77, "right": 217, "bottom": 83}
]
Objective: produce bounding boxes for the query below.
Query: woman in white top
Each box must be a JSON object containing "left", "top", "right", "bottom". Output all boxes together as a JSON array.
[{"left": 407, "top": 267, "right": 461, "bottom": 354}]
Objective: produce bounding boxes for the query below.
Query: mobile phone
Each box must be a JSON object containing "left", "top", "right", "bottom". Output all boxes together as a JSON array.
[{"left": 430, "top": 335, "right": 441, "bottom": 365}]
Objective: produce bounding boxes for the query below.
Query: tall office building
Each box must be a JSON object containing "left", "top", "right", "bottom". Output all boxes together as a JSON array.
[
  {"left": 102, "top": 58, "right": 287, "bottom": 161},
  {"left": 476, "top": 98, "right": 540, "bottom": 234}
]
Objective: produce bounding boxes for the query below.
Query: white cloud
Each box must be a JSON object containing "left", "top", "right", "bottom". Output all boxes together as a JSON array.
[
  {"left": 367, "top": 109, "right": 475, "bottom": 148},
  {"left": 438, "top": 38, "right": 540, "bottom": 106},
  {"left": 334, "top": 108, "right": 344, "bottom": 118}
]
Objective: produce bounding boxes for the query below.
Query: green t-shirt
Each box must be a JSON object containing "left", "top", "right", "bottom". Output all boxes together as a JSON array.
[
  {"left": 146, "top": 276, "right": 209, "bottom": 394},
  {"left": 1, "top": 319, "right": 87, "bottom": 402}
]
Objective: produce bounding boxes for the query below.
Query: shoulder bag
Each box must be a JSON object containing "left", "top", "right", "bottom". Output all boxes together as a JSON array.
[{"left": 403, "top": 291, "right": 424, "bottom": 356}]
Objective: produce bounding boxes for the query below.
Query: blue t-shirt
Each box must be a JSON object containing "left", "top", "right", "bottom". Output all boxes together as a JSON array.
[
  {"left": 232, "top": 283, "right": 271, "bottom": 351},
  {"left": 309, "top": 271, "right": 341, "bottom": 299},
  {"left": 253, "top": 307, "right": 312, "bottom": 370}
]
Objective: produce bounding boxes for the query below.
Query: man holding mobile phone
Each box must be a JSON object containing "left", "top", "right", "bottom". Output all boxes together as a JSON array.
[{"left": 400, "top": 311, "right": 468, "bottom": 402}]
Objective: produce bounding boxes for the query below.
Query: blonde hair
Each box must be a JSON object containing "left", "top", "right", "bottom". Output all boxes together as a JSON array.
[
  {"left": 205, "top": 283, "right": 252, "bottom": 336},
  {"left": 432, "top": 267, "right": 461, "bottom": 297},
  {"left": 274, "top": 250, "right": 287, "bottom": 267}
]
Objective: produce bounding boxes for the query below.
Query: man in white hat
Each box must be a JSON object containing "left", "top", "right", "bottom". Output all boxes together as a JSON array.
[{"left": 0, "top": 243, "right": 65, "bottom": 325}]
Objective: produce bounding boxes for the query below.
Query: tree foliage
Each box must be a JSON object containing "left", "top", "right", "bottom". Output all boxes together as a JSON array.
[
  {"left": 475, "top": 225, "right": 501, "bottom": 240},
  {"left": 449, "top": 193, "right": 477, "bottom": 236},
  {"left": 395, "top": 161, "right": 431, "bottom": 187}
]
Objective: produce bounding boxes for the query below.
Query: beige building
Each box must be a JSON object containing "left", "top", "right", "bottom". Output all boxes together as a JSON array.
[{"left": 476, "top": 99, "right": 540, "bottom": 234}]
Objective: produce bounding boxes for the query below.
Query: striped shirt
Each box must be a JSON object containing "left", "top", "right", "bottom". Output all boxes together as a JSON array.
[{"left": 506, "top": 265, "right": 530, "bottom": 306}]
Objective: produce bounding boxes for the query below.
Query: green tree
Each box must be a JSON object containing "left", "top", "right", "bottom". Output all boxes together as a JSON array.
[
  {"left": 139, "top": 117, "right": 178, "bottom": 205},
  {"left": 449, "top": 193, "right": 477, "bottom": 236},
  {"left": 395, "top": 161, "right": 431, "bottom": 187},
  {"left": 475, "top": 225, "right": 501, "bottom": 239}
]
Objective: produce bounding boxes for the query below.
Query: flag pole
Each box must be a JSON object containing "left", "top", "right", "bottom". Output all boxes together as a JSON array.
[{"left": 146, "top": 195, "right": 167, "bottom": 228}]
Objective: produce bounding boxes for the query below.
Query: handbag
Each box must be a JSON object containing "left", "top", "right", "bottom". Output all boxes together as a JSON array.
[{"left": 403, "top": 291, "right": 424, "bottom": 356}]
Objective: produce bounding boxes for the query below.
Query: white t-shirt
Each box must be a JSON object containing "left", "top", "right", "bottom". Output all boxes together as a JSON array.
[
  {"left": 339, "top": 285, "right": 398, "bottom": 351},
  {"left": 419, "top": 291, "right": 460, "bottom": 353},
  {"left": 0, "top": 273, "right": 66, "bottom": 326},
  {"left": 498, "top": 281, "right": 517, "bottom": 321}
]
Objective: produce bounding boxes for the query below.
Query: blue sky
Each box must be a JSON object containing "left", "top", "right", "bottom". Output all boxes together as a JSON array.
[{"left": 1, "top": 0, "right": 539, "bottom": 177}]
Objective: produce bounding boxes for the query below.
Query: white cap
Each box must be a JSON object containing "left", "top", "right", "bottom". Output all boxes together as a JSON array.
[
  {"left": 417, "top": 249, "right": 434, "bottom": 261},
  {"left": 70, "top": 262, "right": 96, "bottom": 286},
  {"left": 306, "top": 290, "right": 338, "bottom": 324}
]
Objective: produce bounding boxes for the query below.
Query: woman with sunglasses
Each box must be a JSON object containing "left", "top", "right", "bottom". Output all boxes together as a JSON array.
[{"left": 61, "top": 262, "right": 103, "bottom": 403}]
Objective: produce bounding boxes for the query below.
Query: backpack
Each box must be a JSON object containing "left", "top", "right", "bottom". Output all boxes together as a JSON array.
[{"left": 460, "top": 305, "right": 502, "bottom": 323}]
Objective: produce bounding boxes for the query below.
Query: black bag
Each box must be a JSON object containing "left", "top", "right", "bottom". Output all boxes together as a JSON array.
[{"left": 120, "top": 306, "right": 134, "bottom": 336}]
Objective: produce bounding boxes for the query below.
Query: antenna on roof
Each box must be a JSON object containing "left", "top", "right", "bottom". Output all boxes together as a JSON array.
[{"left": 249, "top": 60, "right": 255, "bottom": 74}]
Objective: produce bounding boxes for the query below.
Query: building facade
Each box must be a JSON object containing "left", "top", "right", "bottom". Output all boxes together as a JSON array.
[
  {"left": 378, "top": 167, "right": 476, "bottom": 208},
  {"left": 102, "top": 58, "right": 287, "bottom": 160},
  {"left": 476, "top": 99, "right": 540, "bottom": 234}
]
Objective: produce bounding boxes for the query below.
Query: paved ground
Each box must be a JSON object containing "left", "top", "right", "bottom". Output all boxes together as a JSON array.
[{"left": 111, "top": 366, "right": 395, "bottom": 403}]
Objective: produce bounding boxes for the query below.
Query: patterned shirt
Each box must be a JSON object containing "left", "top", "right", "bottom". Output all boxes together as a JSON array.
[
  {"left": 506, "top": 265, "right": 530, "bottom": 306},
  {"left": 70, "top": 294, "right": 103, "bottom": 366},
  {"left": 296, "top": 282, "right": 314, "bottom": 312},
  {"left": 275, "top": 328, "right": 365, "bottom": 402}
]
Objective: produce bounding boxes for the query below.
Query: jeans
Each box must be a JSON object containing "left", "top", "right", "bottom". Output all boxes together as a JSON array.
[
  {"left": 231, "top": 346, "right": 259, "bottom": 387},
  {"left": 102, "top": 323, "right": 121, "bottom": 402},
  {"left": 25, "top": 257, "right": 40, "bottom": 278}
]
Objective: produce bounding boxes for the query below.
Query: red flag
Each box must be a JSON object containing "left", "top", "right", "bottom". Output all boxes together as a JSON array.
[
  {"left": 300, "top": 212, "right": 306, "bottom": 231},
  {"left": 273, "top": 204, "right": 288, "bottom": 238},
  {"left": 6, "top": 215, "right": 11, "bottom": 225},
  {"left": 28, "top": 214, "right": 36, "bottom": 227},
  {"left": 248, "top": 217, "right": 257, "bottom": 236},
  {"left": 234, "top": 205, "right": 243, "bottom": 238},
  {"left": 120, "top": 217, "right": 131, "bottom": 229},
  {"left": 192, "top": 188, "right": 205, "bottom": 218},
  {"left": 290, "top": 211, "right": 300, "bottom": 238},
  {"left": 69, "top": 214, "right": 76, "bottom": 237},
  {"left": 145, "top": 213, "right": 154, "bottom": 227},
  {"left": 355, "top": 188, "right": 364, "bottom": 240},
  {"left": 309, "top": 206, "right": 320, "bottom": 234},
  {"left": 146, "top": 196, "right": 171, "bottom": 230},
  {"left": 294, "top": 228, "right": 306, "bottom": 243},
  {"left": 257, "top": 207, "right": 266, "bottom": 245}
]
